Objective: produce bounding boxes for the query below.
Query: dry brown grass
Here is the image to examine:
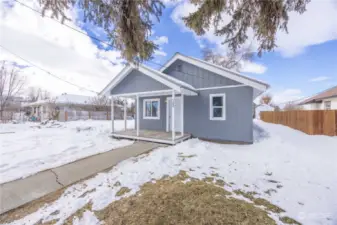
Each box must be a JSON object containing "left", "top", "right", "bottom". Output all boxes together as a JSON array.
[
  {"left": 233, "top": 189, "right": 285, "bottom": 213},
  {"left": 115, "top": 187, "right": 131, "bottom": 197},
  {"left": 280, "top": 216, "right": 302, "bottom": 224},
  {"left": 62, "top": 202, "right": 93, "bottom": 225},
  {"left": 233, "top": 189, "right": 258, "bottom": 201},
  {"left": 94, "top": 172, "right": 277, "bottom": 225},
  {"left": 253, "top": 198, "right": 285, "bottom": 213}
]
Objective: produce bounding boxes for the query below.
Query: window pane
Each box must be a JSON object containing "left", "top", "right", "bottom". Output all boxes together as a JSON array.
[
  {"left": 152, "top": 101, "right": 158, "bottom": 117},
  {"left": 325, "top": 101, "right": 331, "bottom": 110},
  {"left": 212, "top": 96, "right": 223, "bottom": 106},
  {"left": 213, "top": 108, "right": 223, "bottom": 118},
  {"left": 145, "top": 102, "right": 151, "bottom": 117}
]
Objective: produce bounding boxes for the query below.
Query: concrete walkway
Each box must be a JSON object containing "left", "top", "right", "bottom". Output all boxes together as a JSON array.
[{"left": 0, "top": 141, "right": 162, "bottom": 214}]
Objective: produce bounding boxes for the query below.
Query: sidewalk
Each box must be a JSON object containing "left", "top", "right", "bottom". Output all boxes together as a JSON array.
[{"left": 0, "top": 141, "right": 162, "bottom": 214}]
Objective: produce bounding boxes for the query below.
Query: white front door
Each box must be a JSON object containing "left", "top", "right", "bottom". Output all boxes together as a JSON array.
[{"left": 167, "top": 97, "right": 182, "bottom": 132}]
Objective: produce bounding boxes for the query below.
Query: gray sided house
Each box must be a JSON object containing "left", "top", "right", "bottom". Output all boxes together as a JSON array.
[{"left": 101, "top": 53, "right": 269, "bottom": 144}]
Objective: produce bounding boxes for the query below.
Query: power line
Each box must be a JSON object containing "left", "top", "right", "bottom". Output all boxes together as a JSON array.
[
  {"left": 13, "top": 0, "right": 114, "bottom": 49},
  {"left": 0, "top": 45, "right": 99, "bottom": 94},
  {"left": 13, "top": 0, "right": 206, "bottom": 80},
  {"left": 13, "top": 0, "right": 218, "bottom": 83}
]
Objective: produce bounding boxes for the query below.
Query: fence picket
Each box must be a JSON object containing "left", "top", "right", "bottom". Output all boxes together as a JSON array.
[{"left": 260, "top": 110, "right": 337, "bottom": 136}]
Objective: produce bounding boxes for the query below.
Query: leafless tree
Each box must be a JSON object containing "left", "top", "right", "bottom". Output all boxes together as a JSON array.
[
  {"left": 40, "top": 89, "right": 51, "bottom": 100},
  {"left": 89, "top": 95, "right": 111, "bottom": 111},
  {"left": 273, "top": 105, "right": 281, "bottom": 112},
  {"left": 28, "top": 87, "right": 40, "bottom": 102},
  {"left": 28, "top": 87, "right": 51, "bottom": 102},
  {"left": 283, "top": 103, "right": 303, "bottom": 111},
  {"left": 38, "top": 98, "right": 59, "bottom": 120},
  {"left": 259, "top": 94, "right": 273, "bottom": 106},
  {"left": 202, "top": 47, "right": 254, "bottom": 72},
  {"left": 129, "top": 101, "right": 135, "bottom": 116},
  {"left": 0, "top": 61, "right": 26, "bottom": 121}
]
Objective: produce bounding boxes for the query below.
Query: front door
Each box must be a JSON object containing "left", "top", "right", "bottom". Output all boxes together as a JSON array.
[{"left": 167, "top": 97, "right": 182, "bottom": 132}]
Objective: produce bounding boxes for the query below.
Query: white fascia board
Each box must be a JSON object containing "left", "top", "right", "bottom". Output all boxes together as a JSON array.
[
  {"left": 111, "top": 89, "right": 173, "bottom": 98},
  {"left": 100, "top": 64, "right": 183, "bottom": 97},
  {"left": 136, "top": 65, "right": 181, "bottom": 92},
  {"left": 160, "top": 53, "right": 180, "bottom": 73},
  {"left": 196, "top": 84, "right": 247, "bottom": 91},
  {"left": 181, "top": 88, "right": 198, "bottom": 96},
  {"left": 161, "top": 54, "right": 269, "bottom": 92}
]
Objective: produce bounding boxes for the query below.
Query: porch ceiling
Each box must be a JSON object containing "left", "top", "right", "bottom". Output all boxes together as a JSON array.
[{"left": 110, "top": 88, "right": 197, "bottom": 98}]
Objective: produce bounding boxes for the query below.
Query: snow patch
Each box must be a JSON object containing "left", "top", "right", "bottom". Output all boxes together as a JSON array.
[
  {"left": 0, "top": 120, "right": 134, "bottom": 184},
  {"left": 3, "top": 120, "right": 337, "bottom": 225}
]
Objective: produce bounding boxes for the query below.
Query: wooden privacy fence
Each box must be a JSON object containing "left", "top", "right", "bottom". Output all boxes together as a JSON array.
[{"left": 260, "top": 110, "right": 337, "bottom": 136}]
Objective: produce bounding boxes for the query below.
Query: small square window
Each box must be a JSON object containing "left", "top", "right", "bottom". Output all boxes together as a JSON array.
[
  {"left": 143, "top": 99, "right": 160, "bottom": 119},
  {"left": 210, "top": 94, "right": 226, "bottom": 120},
  {"left": 325, "top": 101, "right": 331, "bottom": 110}
]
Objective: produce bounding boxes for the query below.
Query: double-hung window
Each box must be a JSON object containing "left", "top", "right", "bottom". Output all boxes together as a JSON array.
[
  {"left": 143, "top": 98, "right": 160, "bottom": 119},
  {"left": 209, "top": 94, "right": 226, "bottom": 120}
]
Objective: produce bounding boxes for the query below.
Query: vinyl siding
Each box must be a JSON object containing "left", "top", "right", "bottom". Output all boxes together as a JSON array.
[
  {"left": 137, "top": 86, "right": 254, "bottom": 143},
  {"left": 138, "top": 96, "right": 167, "bottom": 131},
  {"left": 110, "top": 70, "right": 170, "bottom": 95},
  {"left": 162, "top": 59, "right": 241, "bottom": 88},
  {"left": 184, "top": 86, "right": 254, "bottom": 143}
]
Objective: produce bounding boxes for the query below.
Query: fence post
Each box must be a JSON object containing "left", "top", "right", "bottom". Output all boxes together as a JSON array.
[{"left": 65, "top": 111, "right": 68, "bottom": 121}]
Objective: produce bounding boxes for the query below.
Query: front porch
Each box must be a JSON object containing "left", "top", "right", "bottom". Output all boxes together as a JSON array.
[
  {"left": 111, "top": 129, "right": 191, "bottom": 145},
  {"left": 110, "top": 88, "right": 197, "bottom": 145}
]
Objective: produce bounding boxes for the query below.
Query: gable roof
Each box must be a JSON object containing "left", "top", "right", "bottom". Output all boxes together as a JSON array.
[
  {"left": 160, "top": 53, "right": 269, "bottom": 92},
  {"left": 300, "top": 85, "right": 337, "bottom": 104},
  {"left": 100, "top": 63, "right": 197, "bottom": 96}
]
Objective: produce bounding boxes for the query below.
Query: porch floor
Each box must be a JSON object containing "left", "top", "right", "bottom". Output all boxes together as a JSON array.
[{"left": 111, "top": 129, "right": 191, "bottom": 145}]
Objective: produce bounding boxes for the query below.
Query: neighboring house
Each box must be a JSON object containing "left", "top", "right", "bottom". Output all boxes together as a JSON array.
[
  {"left": 255, "top": 104, "right": 275, "bottom": 119},
  {"left": 0, "top": 96, "right": 26, "bottom": 121},
  {"left": 23, "top": 93, "right": 123, "bottom": 121},
  {"left": 100, "top": 53, "right": 269, "bottom": 144},
  {"left": 299, "top": 86, "right": 337, "bottom": 110}
]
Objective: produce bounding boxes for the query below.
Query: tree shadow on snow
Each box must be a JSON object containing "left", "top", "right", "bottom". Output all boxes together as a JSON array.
[{"left": 253, "top": 122, "right": 270, "bottom": 143}]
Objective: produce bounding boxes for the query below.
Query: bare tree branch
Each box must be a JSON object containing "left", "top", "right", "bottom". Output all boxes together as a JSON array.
[
  {"left": 89, "top": 95, "right": 111, "bottom": 111},
  {"left": 0, "top": 61, "right": 26, "bottom": 121},
  {"left": 202, "top": 46, "right": 254, "bottom": 71},
  {"left": 38, "top": 0, "right": 310, "bottom": 62}
]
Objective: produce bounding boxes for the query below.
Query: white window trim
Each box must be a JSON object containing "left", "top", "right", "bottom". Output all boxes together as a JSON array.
[
  {"left": 209, "top": 94, "right": 226, "bottom": 121},
  {"left": 143, "top": 98, "right": 160, "bottom": 120}
]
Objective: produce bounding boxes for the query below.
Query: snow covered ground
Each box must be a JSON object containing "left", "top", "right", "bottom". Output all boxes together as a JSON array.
[
  {"left": 2, "top": 120, "right": 337, "bottom": 225},
  {"left": 0, "top": 120, "right": 134, "bottom": 184}
]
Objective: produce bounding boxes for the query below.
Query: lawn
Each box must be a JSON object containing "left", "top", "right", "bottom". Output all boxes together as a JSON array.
[
  {"left": 1, "top": 120, "right": 336, "bottom": 225},
  {"left": 0, "top": 120, "right": 134, "bottom": 184}
]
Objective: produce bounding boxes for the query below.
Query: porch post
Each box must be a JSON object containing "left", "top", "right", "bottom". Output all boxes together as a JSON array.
[
  {"left": 181, "top": 93, "right": 184, "bottom": 136},
  {"left": 136, "top": 95, "right": 139, "bottom": 136},
  {"left": 111, "top": 96, "right": 114, "bottom": 133},
  {"left": 172, "top": 90, "right": 175, "bottom": 141},
  {"left": 124, "top": 98, "right": 127, "bottom": 131}
]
